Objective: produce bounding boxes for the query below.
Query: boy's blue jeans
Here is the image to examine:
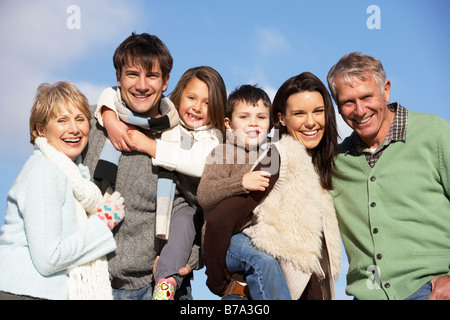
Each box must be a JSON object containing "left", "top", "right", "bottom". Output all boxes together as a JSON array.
[{"left": 225, "top": 232, "right": 291, "bottom": 300}]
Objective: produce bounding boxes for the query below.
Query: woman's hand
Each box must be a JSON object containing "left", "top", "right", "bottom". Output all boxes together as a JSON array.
[{"left": 96, "top": 190, "right": 125, "bottom": 230}]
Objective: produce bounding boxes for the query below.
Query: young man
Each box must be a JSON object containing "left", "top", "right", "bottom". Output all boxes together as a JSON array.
[
  {"left": 328, "top": 52, "right": 450, "bottom": 300},
  {"left": 82, "top": 33, "right": 200, "bottom": 300}
]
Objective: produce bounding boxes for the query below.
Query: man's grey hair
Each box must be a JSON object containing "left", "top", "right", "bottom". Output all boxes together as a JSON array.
[{"left": 327, "top": 52, "right": 386, "bottom": 104}]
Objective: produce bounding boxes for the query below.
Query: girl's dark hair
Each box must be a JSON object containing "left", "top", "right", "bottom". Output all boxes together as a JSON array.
[
  {"left": 272, "top": 72, "right": 339, "bottom": 190},
  {"left": 169, "top": 66, "right": 227, "bottom": 141}
]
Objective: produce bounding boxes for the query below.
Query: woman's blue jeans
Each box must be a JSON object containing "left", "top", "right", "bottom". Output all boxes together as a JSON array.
[{"left": 225, "top": 232, "right": 291, "bottom": 300}]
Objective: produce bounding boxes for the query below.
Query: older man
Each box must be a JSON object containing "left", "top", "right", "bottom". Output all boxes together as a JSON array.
[{"left": 328, "top": 52, "right": 450, "bottom": 300}]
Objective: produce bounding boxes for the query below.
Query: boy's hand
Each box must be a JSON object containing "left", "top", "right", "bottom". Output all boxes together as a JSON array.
[{"left": 242, "top": 171, "right": 271, "bottom": 191}]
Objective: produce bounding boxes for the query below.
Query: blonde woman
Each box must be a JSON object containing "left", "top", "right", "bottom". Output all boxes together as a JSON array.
[{"left": 0, "top": 81, "right": 124, "bottom": 300}]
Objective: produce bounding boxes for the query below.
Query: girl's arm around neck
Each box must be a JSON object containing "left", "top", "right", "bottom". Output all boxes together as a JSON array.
[
  {"left": 153, "top": 130, "right": 219, "bottom": 177},
  {"left": 102, "top": 107, "right": 136, "bottom": 153}
]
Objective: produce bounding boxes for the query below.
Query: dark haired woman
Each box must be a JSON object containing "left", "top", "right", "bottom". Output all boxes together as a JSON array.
[{"left": 200, "top": 72, "right": 342, "bottom": 300}]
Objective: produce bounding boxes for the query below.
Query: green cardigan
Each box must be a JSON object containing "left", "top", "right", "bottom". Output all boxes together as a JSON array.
[{"left": 332, "top": 108, "right": 450, "bottom": 300}]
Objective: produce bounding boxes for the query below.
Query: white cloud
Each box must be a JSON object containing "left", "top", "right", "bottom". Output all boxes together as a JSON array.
[
  {"left": 335, "top": 107, "right": 353, "bottom": 141},
  {"left": 0, "top": 0, "right": 137, "bottom": 65},
  {"left": 263, "top": 85, "right": 277, "bottom": 102},
  {"left": 75, "top": 82, "right": 109, "bottom": 107},
  {"left": 0, "top": 0, "right": 139, "bottom": 156},
  {"left": 256, "top": 27, "right": 291, "bottom": 56}
]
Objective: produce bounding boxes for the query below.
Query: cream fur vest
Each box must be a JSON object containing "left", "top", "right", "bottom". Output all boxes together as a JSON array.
[{"left": 244, "top": 135, "right": 341, "bottom": 299}]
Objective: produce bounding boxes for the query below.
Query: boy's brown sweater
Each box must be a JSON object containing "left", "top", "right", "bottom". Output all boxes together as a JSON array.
[{"left": 197, "top": 139, "right": 280, "bottom": 296}]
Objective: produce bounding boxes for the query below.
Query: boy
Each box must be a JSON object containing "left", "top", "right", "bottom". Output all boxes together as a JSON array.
[{"left": 197, "top": 85, "right": 291, "bottom": 300}]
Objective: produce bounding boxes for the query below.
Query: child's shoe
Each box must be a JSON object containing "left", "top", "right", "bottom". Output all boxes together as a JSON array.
[{"left": 153, "top": 278, "right": 176, "bottom": 300}]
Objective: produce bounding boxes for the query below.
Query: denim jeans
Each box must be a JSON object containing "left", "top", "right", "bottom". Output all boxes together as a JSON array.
[
  {"left": 225, "top": 232, "right": 291, "bottom": 300},
  {"left": 405, "top": 281, "right": 432, "bottom": 300},
  {"left": 112, "top": 277, "right": 193, "bottom": 300}
]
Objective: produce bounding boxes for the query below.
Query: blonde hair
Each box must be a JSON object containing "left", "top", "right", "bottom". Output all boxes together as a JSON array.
[{"left": 29, "top": 81, "right": 91, "bottom": 144}]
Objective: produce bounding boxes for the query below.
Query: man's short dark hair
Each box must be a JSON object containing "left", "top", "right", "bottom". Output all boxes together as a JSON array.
[{"left": 113, "top": 33, "right": 173, "bottom": 78}]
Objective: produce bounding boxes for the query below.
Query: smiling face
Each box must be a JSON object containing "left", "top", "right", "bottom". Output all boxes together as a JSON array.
[
  {"left": 38, "top": 104, "right": 90, "bottom": 161},
  {"left": 225, "top": 99, "right": 270, "bottom": 148},
  {"left": 335, "top": 73, "right": 392, "bottom": 148},
  {"left": 177, "top": 77, "right": 210, "bottom": 129},
  {"left": 278, "top": 91, "right": 326, "bottom": 150},
  {"left": 116, "top": 62, "right": 169, "bottom": 117}
]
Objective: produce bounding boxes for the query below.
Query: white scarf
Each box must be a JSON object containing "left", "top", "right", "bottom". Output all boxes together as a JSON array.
[{"left": 34, "top": 137, "right": 113, "bottom": 300}]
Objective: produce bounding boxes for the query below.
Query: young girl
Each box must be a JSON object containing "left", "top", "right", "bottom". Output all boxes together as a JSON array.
[{"left": 96, "top": 66, "right": 227, "bottom": 300}]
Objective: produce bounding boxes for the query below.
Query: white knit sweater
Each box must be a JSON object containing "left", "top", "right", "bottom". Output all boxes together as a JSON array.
[
  {"left": 0, "top": 138, "right": 116, "bottom": 299},
  {"left": 244, "top": 135, "right": 341, "bottom": 299}
]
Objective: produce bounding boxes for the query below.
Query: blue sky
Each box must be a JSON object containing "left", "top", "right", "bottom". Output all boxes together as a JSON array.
[{"left": 0, "top": 0, "right": 449, "bottom": 300}]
